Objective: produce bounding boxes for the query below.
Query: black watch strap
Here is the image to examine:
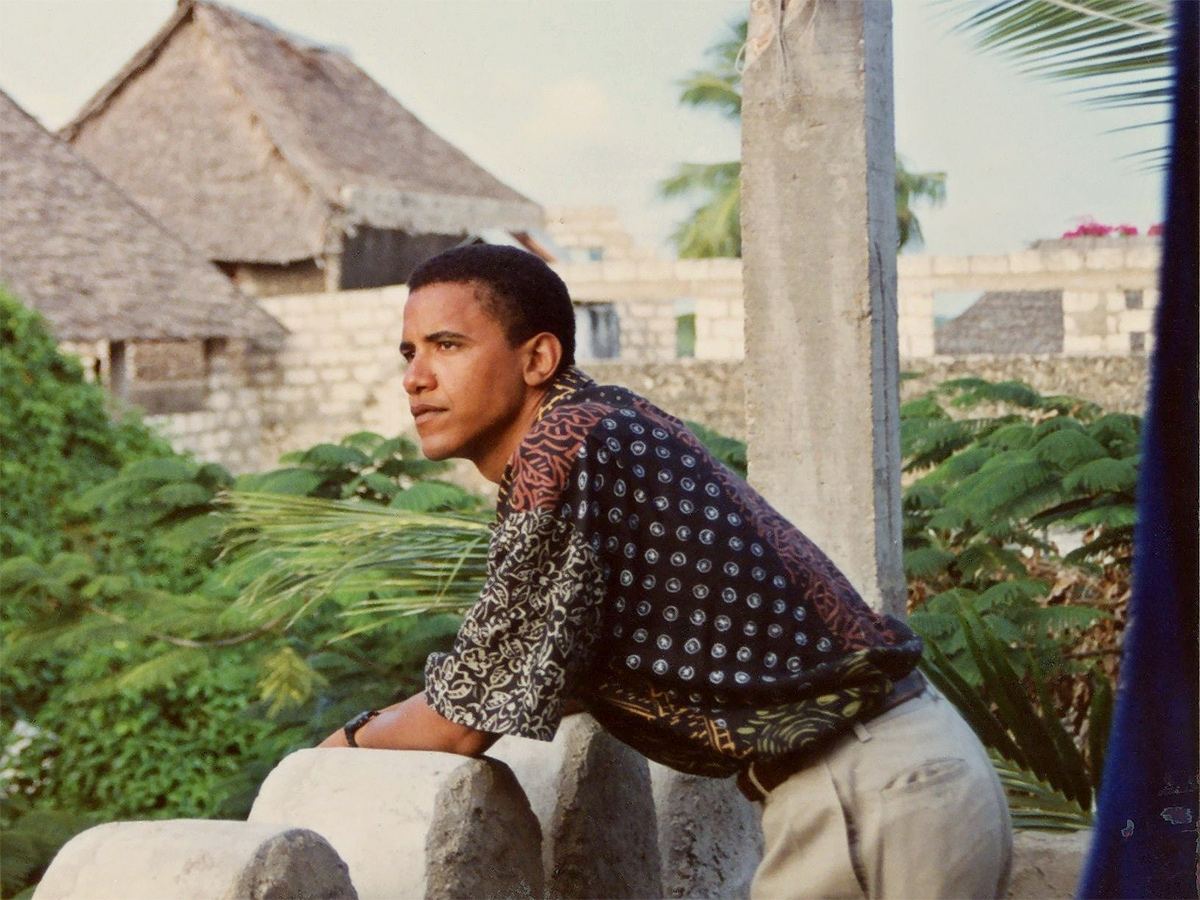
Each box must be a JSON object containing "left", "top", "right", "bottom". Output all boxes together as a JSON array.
[{"left": 343, "top": 709, "right": 381, "bottom": 747}]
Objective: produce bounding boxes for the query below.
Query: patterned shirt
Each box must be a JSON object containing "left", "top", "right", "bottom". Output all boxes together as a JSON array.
[{"left": 425, "top": 368, "right": 922, "bottom": 777}]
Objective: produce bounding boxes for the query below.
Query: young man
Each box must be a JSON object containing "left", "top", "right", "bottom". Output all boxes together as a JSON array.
[{"left": 321, "top": 245, "right": 1012, "bottom": 899}]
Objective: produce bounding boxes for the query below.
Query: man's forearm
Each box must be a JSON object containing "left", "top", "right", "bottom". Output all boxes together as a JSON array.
[{"left": 318, "top": 691, "right": 498, "bottom": 756}]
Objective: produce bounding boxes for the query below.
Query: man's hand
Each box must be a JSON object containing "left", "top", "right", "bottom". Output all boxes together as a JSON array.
[{"left": 319, "top": 691, "right": 498, "bottom": 757}]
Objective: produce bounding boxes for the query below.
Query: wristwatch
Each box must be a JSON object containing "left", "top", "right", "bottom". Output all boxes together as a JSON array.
[{"left": 343, "top": 709, "right": 381, "bottom": 747}]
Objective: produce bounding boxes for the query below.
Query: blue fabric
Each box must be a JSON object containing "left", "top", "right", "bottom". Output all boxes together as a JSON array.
[{"left": 1077, "top": 4, "right": 1199, "bottom": 897}]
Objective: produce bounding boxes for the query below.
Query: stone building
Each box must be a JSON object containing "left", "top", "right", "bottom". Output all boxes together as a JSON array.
[
  {"left": 912, "top": 236, "right": 1161, "bottom": 358},
  {"left": 546, "top": 210, "right": 1161, "bottom": 363},
  {"left": 0, "top": 88, "right": 285, "bottom": 471},
  {"left": 61, "top": 0, "right": 542, "bottom": 297}
]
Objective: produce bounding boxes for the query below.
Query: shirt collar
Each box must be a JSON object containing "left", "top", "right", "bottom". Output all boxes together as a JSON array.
[
  {"left": 536, "top": 365, "right": 595, "bottom": 419},
  {"left": 497, "top": 366, "right": 595, "bottom": 506}
]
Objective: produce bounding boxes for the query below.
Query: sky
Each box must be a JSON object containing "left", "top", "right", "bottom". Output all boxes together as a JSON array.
[{"left": 0, "top": 0, "right": 1169, "bottom": 266}]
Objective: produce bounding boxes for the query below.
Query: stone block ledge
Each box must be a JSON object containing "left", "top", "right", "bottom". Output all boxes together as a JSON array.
[
  {"left": 248, "top": 749, "right": 543, "bottom": 900},
  {"left": 33, "top": 820, "right": 355, "bottom": 900}
]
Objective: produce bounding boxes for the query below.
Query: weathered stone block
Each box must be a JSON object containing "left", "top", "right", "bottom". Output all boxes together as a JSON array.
[
  {"left": 650, "top": 763, "right": 763, "bottom": 899},
  {"left": 330, "top": 382, "right": 364, "bottom": 403},
  {"left": 1042, "top": 250, "right": 1086, "bottom": 272},
  {"left": 488, "top": 714, "right": 661, "bottom": 899},
  {"left": 249, "top": 749, "right": 542, "bottom": 900},
  {"left": 1121, "top": 308, "right": 1153, "bottom": 332},
  {"left": 1009, "top": 250, "right": 1046, "bottom": 274},
  {"left": 1006, "top": 829, "right": 1091, "bottom": 899},
  {"left": 284, "top": 368, "right": 319, "bottom": 386},
  {"left": 968, "top": 255, "right": 1011, "bottom": 275},
  {"left": 33, "top": 820, "right": 354, "bottom": 900},
  {"left": 1062, "top": 291, "right": 1100, "bottom": 313},
  {"left": 1084, "top": 248, "right": 1125, "bottom": 270},
  {"left": 932, "top": 255, "right": 970, "bottom": 276}
]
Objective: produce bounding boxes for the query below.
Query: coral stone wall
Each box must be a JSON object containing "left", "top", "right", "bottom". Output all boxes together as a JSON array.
[
  {"left": 249, "top": 286, "right": 411, "bottom": 465},
  {"left": 586, "top": 360, "right": 747, "bottom": 440},
  {"left": 553, "top": 258, "right": 744, "bottom": 362},
  {"left": 56, "top": 286, "right": 1150, "bottom": 475},
  {"left": 587, "top": 356, "right": 1149, "bottom": 444}
]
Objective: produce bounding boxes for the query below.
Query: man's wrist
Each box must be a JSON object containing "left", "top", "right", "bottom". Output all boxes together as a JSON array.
[{"left": 343, "top": 709, "right": 381, "bottom": 747}]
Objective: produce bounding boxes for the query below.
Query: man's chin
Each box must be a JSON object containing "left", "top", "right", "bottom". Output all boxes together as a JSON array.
[{"left": 416, "top": 437, "right": 456, "bottom": 463}]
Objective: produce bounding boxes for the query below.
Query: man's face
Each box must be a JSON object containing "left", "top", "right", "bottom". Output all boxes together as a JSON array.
[{"left": 400, "top": 281, "right": 536, "bottom": 481}]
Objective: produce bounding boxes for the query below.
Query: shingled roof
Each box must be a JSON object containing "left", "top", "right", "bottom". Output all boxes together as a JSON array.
[
  {"left": 0, "top": 90, "right": 284, "bottom": 343},
  {"left": 61, "top": 0, "right": 542, "bottom": 265},
  {"left": 935, "top": 290, "right": 1064, "bottom": 355}
]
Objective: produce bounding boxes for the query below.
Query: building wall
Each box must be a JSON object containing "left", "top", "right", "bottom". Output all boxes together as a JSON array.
[
  {"left": 248, "top": 286, "right": 411, "bottom": 465},
  {"left": 560, "top": 236, "right": 1160, "bottom": 363},
  {"left": 553, "top": 258, "right": 743, "bottom": 362},
  {"left": 56, "top": 284, "right": 1150, "bottom": 474},
  {"left": 898, "top": 236, "right": 1160, "bottom": 358}
]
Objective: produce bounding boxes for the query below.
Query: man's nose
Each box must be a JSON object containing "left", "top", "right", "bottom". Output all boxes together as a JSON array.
[{"left": 403, "top": 353, "right": 433, "bottom": 394}]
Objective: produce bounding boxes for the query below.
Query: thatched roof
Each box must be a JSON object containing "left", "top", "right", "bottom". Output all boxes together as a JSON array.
[
  {"left": 935, "top": 291, "right": 1064, "bottom": 355},
  {"left": 62, "top": 0, "right": 542, "bottom": 265},
  {"left": 0, "top": 90, "right": 285, "bottom": 344}
]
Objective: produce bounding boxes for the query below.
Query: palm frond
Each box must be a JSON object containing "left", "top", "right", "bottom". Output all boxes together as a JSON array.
[
  {"left": 219, "top": 491, "right": 491, "bottom": 634},
  {"left": 990, "top": 751, "right": 1094, "bottom": 830},
  {"left": 952, "top": 0, "right": 1173, "bottom": 113},
  {"left": 895, "top": 157, "right": 948, "bottom": 250}
]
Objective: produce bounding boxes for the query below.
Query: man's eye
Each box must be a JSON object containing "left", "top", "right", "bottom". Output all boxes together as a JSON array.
[{"left": 438, "top": 341, "right": 457, "bottom": 350}]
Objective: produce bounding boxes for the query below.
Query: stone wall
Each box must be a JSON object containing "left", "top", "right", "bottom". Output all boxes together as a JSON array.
[
  {"left": 58, "top": 286, "right": 1149, "bottom": 475},
  {"left": 899, "top": 355, "right": 1150, "bottom": 416},
  {"left": 249, "top": 286, "right": 411, "bottom": 465},
  {"left": 586, "top": 355, "right": 1149, "bottom": 445},
  {"left": 898, "top": 236, "right": 1161, "bottom": 358},
  {"left": 147, "top": 338, "right": 265, "bottom": 470},
  {"left": 558, "top": 236, "right": 1161, "bottom": 363},
  {"left": 587, "top": 359, "right": 747, "bottom": 440},
  {"left": 554, "top": 257, "right": 744, "bottom": 362}
]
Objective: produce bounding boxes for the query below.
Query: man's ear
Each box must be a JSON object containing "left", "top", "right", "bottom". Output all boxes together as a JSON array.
[{"left": 522, "top": 333, "right": 563, "bottom": 387}]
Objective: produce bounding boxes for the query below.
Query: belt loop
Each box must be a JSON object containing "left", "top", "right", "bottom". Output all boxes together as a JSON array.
[{"left": 853, "top": 721, "right": 872, "bottom": 743}]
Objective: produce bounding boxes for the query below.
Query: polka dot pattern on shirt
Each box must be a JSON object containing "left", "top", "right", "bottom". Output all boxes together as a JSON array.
[{"left": 555, "top": 402, "right": 844, "bottom": 702}]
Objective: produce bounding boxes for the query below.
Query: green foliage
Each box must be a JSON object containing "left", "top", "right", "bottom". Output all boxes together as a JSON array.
[
  {"left": 895, "top": 156, "right": 948, "bottom": 250},
  {"left": 239, "top": 431, "right": 459, "bottom": 505},
  {"left": 899, "top": 377, "right": 1133, "bottom": 829},
  {"left": 0, "top": 290, "right": 170, "bottom": 561},
  {"left": 952, "top": 1, "right": 1173, "bottom": 112},
  {"left": 920, "top": 611, "right": 1112, "bottom": 829},
  {"left": 221, "top": 492, "right": 490, "bottom": 634},
  {"left": 0, "top": 807, "right": 93, "bottom": 899},
  {"left": 1, "top": 308, "right": 482, "bottom": 893},
  {"left": 685, "top": 420, "right": 748, "bottom": 479},
  {"left": 30, "top": 642, "right": 279, "bottom": 820},
  {"left": 902, "top": 378, "right": 1139, "bottom": 586}
]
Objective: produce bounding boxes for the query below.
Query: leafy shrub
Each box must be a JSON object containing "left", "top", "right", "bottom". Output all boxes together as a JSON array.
[
  {"left": 0, "top": 290, "right": 170, "bottom": 561},
  {"left": 901, "top": 378, "right": 1132, "bottom": 681}
]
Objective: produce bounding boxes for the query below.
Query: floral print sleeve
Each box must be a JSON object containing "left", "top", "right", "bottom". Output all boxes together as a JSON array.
[{"left": 423, "top": 386, "right": 609, "bottom": 741}]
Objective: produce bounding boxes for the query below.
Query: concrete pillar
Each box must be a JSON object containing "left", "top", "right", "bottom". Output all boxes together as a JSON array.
[
  {"left": 649, "top": 763, "right": 763, "bottom": 899},
  {"left": 33, "top": 820, "right": 354, "bottom": 900},
  {"left": 248, "top": 749, "right": 542, "bottom": 900},
  {"left": 741, "top": 0, "right": 905, "bottom": 615},
  {"left": 488, "top": 714, "right": 662, "bottom": 899}
]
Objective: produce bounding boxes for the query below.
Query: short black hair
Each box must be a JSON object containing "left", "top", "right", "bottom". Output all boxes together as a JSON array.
[{"left": 408, "top": 245, "right": 576, "bottom": 373}]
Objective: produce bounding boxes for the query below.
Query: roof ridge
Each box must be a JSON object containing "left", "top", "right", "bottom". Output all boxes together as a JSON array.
[
  {"left": 190, "top": 1, "right": 344, "bottom": 211},
  {"left": 60, "top": 0, "right": 194, "bottom": 141}
]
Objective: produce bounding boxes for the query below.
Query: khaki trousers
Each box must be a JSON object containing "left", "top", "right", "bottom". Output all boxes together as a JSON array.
[{"left": 751, "top": 685, "right": 1012, "bottom": 900}]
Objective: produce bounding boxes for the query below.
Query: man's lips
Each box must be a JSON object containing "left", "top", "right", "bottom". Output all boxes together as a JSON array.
[{"left": 409, "top": 404, "right": 445, "bottom": 425}]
